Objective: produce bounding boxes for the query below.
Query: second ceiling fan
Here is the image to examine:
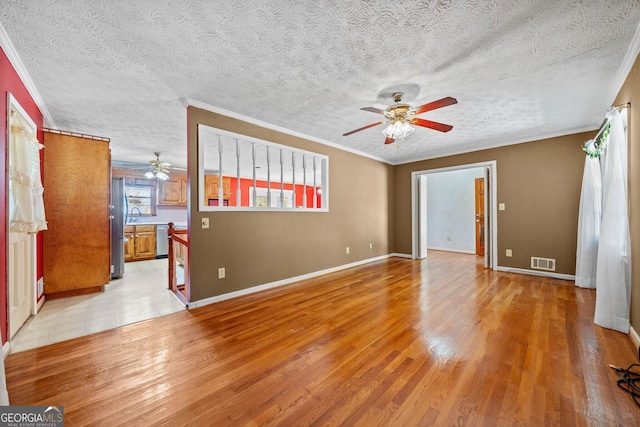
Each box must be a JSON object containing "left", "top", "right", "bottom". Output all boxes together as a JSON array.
[{"left": 343, "top": 92, "right": 457, "bottom": 145}]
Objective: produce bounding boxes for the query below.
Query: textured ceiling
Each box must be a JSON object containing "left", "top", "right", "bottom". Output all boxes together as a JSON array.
[{"left": 1, "top": 1, "right": 640, "bottom": 168}]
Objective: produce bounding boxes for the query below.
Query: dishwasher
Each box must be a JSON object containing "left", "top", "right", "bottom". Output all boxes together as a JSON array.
[{"left": 156, "top": 224, "right": 169, "bottom": 258}]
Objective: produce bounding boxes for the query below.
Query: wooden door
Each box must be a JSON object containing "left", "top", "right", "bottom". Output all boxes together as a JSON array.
[
  {"left": 417, "top": 174, "right": 427, "bottom": 259},
  {"left": 43, "top": 131, "right": 111, "bottom": 295},
  {"left": 475, "top": 178, "right": 485, "bottom": 256}
]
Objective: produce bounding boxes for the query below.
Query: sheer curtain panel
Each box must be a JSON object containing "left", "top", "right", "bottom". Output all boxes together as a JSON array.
[
  {"left": 594, "top": 110, "right": 631, "bottom": 333},
  {"left": 575, "top": 155, "right": 601, "bottom": 289},
  {"left": 9, "top": 110, "right": 47, "bottom": 233}
]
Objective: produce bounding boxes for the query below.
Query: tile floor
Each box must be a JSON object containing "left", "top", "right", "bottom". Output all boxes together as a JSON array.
[{"left": 10, "top": 259, "right": 186, "bottom": 353}]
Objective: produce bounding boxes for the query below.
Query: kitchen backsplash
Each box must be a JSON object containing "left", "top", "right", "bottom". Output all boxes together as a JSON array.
[{"left": 138, "top": 205, "right": 187, "bottom": 225}]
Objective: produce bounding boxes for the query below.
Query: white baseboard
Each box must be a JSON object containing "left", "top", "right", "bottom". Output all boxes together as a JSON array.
[
  {"left": 188, "top": 254, "right": 395, "bottom": 309},
  {"left": 35, "top": 295, "right": 45, "bottom": 314},
  {"left": 391, "top": 253, "right": 413, "bottom": 259},
  {"left": 427, "top": 247, "right": 476, "bottom": 255},
  {"left": 2, "top": 341, "right": 10, "bottom": 359},
  {"left": 631, "top": 326, "right": 640, "bottom": 359},
  {"left": 496, "top": 266, "right": 575, "bottom": 281}
]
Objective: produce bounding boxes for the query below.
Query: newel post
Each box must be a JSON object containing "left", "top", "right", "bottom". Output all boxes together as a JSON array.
[{"left": 167, "top": 222, "right": 175, "bottom": 291}]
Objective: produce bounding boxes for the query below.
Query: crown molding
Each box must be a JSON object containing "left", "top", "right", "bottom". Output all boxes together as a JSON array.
[
  {"left": 0, "top": 21, "right": 55, "bottom": 127},
  {"left": 181, "top": 98, "right": 392, "bottom": 165},
  {"left": 608, "top": 18, "right": 640, "bottom": 107}
]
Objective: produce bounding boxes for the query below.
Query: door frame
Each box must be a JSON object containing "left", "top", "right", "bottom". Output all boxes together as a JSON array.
[
  {"left": 6, "top": 93, "right": 40, "bottom": 339},
  {"left": 411, "top": 160, "right": 497, "bottom": 269}
]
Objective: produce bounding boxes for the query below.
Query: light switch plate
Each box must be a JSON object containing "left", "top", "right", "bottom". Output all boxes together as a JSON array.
[
  {"left": 499, "top": 203, "right": 505, "bottom": 211},
  {"left": 202, "top": 218, "right": 209, "bottom": 229}
]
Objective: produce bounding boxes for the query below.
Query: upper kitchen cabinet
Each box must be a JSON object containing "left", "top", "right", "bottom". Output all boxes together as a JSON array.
[
  {"left": 158, "top": 174, "right": 188, "bottom": 206},
  {"left": 204, "top": 175, "right": 231, "bottom": 202}
]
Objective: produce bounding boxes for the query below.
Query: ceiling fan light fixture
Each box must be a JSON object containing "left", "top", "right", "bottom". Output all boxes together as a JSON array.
[
  {"left": 145, "top": 152, "right": 171, "bottom": 180},
  {"left": 382, "top": 120, "right": 414, "bottom": 140},
  {"left": 155, "top": 171, "right": 169, "bottom": 180}
]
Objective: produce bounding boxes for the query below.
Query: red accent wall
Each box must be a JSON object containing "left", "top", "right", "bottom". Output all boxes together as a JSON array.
[
  {"left": 226, "top": 177, "right": 321, "bottom": 208},
  {"left": 0, "top": 47, "right": 44, "bottom": 344}
]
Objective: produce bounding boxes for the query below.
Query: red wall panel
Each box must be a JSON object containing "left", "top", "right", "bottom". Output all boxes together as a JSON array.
[
  {"left": 226, "top": 177, "right": 321, "bottom": 208},
  {"left": 0, "top": 47, "right": 44, "bottom": 344}
]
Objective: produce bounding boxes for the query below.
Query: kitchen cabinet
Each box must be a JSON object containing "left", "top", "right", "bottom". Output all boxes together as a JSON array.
[
  {"left": 204, "top": 175, "right": 231, "bottom": 202},
  {"left": 158, "top": 174, "right": 188, "bottom": 206},
  {"left": 124, "top": 225, "right": 156, "bottom": 261}
]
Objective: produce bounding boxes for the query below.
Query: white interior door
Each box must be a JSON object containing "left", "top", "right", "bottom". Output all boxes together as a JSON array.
[
  {"left": 9, "top": 231, "right": 33, "bottom": 339},
  {"left": 7, "top": 94, "right": 38, "bottom": 339}
]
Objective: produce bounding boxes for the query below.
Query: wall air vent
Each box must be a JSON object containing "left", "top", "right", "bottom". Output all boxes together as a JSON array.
[{"left": 531, "top": 257, "right": 556, "bottom": 271}]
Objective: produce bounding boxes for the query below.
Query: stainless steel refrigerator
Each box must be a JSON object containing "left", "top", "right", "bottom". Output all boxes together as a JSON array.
[{"left": 110, "top": 177, "right": 126, "bottom": 279}]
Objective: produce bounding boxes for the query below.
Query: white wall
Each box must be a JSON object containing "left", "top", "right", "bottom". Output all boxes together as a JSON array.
[{"left": 426, "top": 167, "right": 485, "bottom": 253}]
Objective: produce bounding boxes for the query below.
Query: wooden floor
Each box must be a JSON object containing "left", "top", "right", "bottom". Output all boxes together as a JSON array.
[{"left": 6, "top": 252, "right": 639, "bottom": 426}]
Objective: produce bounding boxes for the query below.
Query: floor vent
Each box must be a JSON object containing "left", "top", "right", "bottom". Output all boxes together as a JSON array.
[{"left": 531, "top": 257, "right": 556, "bottom": 271}]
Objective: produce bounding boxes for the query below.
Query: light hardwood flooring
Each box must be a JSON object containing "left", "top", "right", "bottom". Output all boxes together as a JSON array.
[
  {"left": 9, "top": 259, "right": 185, "bottom": 353},
  {"left": 5, "top": 251, "right": 639, "bottom": 425}
]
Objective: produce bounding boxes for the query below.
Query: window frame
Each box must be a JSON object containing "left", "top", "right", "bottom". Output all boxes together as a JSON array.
[{"left": 197, "top": 125, "right": 329, "bottom": 212}]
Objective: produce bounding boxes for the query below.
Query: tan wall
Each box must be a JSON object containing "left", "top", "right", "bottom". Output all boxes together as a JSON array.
[
  {"left": 393, "top": 132, "right": 590, "bottom": 275},
  {"left": 187, "top": 107, "right": 394, "bottom": 301},
  {"left": 186, "top": 52, "right": 640, "bottom": 334},
  {"left": 614, "top": 52, "right": 640, "bottom": 333}
]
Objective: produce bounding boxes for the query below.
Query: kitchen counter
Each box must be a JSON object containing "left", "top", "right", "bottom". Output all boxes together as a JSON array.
[{"left": 127, "top": 220, "right": 187, "bottom": 228}]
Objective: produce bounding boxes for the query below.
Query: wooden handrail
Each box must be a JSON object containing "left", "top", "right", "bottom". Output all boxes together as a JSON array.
[{"left": 168, "top": 222, "right": 189, "bottom": 301}]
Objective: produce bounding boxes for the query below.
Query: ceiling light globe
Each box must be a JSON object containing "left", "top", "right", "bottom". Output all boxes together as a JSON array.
[{"left": 382, "top": 120, "right": 415, "bottom": 139}]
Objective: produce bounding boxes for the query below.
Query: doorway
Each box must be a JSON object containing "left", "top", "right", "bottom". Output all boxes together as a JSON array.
[
  {"left": 411, "top": 161, "right": 497, "bottom": 269},
  {"left": 7, "top": 94, "right": 40, "bottom": 340}
]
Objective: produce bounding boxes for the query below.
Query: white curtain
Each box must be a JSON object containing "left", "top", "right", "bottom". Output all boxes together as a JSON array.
[
  {"left": 9, "top": 110, "right": 47, "bottom": 233},
  {"left": 592, "top": 110, "right": 631, "bottom": 333},
  {"left": 575, "top": 155, "right": 601, "bottom": 289}
]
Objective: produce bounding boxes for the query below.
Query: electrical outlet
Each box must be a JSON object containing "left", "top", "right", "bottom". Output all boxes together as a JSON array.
[
  {"left": 447, "top": 236, "right": 451, "bottom": 242},
  {"left": 346, "top": 246, "right": 350, "bottom": 254},
  {"left": 506, "top": 249, "right": 512, "bottom": 257},
  {"left": 369, "top": 243, "right": 373, "bottom": 250},
  {"left": 202, "top": 218, "right": 209, "bottom": 229},
  {"left": 218, "top": 267, "right": 225, "bottom": 279},
  {"left": 499, "top": 203, "right": 506, "bottom": 211}
]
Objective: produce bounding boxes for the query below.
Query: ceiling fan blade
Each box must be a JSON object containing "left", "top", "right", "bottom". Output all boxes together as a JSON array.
[
  {"left": 384, "top": 137, "right": 395, "bottom": 145},
  {"left": 360, "top": 107, "right": 386, "bottom": 115},
  {"left": 413, "top": 97, "right": 457, "bottom": 115},
  {"left": 410, "top": 118, "right": 454, "bottom": 132},
  {"left": 343, "top": 121, "right": 384, "bottom": 136}
]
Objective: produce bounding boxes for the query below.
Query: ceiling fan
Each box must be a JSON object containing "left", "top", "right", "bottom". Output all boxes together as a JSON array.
[
  {"left": 343, "top": 92, "right": 457, "bottom": 145},
  {"left": 112, "top": 152, "right": 187, "bottom": 178},
  {"left": 144, "top": 152, "right": 172, "bottom": 180}
]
